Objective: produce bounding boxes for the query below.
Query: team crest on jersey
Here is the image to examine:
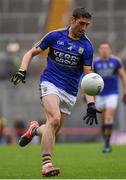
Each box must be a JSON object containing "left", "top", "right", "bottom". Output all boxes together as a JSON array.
[
  {"left": 78, "top": 47, "right": 84, "bottom": 54},
  {"left": 43, "top": 87, "right": 48, "bottom": 92}
]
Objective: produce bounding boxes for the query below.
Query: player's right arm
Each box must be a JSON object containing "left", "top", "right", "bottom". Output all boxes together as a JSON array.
[
  {"left": 20, "top": 47, "right": 42, "bottom": 71},
  {"left": 11, "top": 47, "right": 42, "bottom": 85},
  {"left": 11, "top": 31, "right": 54, "bottom": 85}
]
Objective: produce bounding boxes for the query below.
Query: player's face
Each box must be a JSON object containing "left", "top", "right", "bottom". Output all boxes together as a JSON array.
[
  {"left": 70, "top": 16, "right": 91, "bottom": 38},
  {"left": 99, "top": 44, "right": 111, "bottom": 59}
]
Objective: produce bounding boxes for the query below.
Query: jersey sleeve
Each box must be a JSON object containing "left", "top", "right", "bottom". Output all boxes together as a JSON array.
[
  {"left": 116, "top": 58, "right": 123, "bottom": 69},
  {"left": 92, "top": 58, "right": 98, "bottom": 72},
  {"left": 83, "top": 42, "right": 94, "bottom": 71},
  {"left": 34, "top": 32, "right": 55, "bottom": 51}
]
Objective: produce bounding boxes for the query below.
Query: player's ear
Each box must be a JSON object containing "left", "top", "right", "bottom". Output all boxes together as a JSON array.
[{"left": 70, "top": 16, "right": 76, "bottom": 24}]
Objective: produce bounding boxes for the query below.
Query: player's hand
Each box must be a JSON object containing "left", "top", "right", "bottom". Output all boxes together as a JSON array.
[
  {"left": 11, "top": 69, "right": 26, "bottom": 85},
  {"left": 123, "top": 94, "right": 126, "bottom": 104},
  {"left": 83, "top": 102, "right": 101, "bottom": 125}
]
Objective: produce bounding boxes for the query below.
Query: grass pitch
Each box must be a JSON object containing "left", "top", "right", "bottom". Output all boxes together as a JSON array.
[{"left": 0, "top": 143, "right": 126, "bottom": 179}]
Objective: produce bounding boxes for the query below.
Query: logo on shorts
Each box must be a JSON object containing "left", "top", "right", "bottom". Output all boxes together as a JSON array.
[{"left": 43, "top": 87, "right": 48, "bottom": 92}]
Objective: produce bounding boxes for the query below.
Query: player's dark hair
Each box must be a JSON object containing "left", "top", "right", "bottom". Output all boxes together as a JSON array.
[
  {"left": 72, "top": 7, "right": 92, "bottom": 19},
  {"left": 100, "top": 41, "right": 111, "bottom": 47}
]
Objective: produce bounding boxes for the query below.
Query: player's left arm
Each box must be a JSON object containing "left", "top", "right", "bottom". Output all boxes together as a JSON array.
[
  {"left": 83, "top": 42, "right": 95, "bottom": 104},
  {"left": 83, "top": 68, "right": 95, "bottom": 103},
  {"left": 82, "top": 43, "right": 100, "bottom": 125},
  {"left": 118, "top": 67, "right": 126, "bottom": 103}
]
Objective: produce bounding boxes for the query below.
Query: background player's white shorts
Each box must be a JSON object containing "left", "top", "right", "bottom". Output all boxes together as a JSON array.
[
  {"left": 95, "top": 94, "right": 118, "bottom": 111},
  {"left": 39, "top": 81, "right": 77, "bottom": 115}
]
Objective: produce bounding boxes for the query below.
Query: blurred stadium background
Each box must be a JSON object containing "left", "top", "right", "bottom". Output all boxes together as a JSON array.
[{"left": 1, "top": 0, "right": 126, "bottom": 144}]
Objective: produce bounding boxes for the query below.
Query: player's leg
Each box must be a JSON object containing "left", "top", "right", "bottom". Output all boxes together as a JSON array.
[
  {"left": 55, "top": 112, "right": 66, "bottom": 135},
  {"left": 36, "top": 95, "right": 67, "bottom": 176},
  {"left": 102, "top": 108, "right": 115, "bottom": 153},
  {"left": 19, "top": 120, "right": 39, "bottom": 147},
  {"left": 19, "top": 94, "right": 66, "bottom": 176},
  {"left": 101, "top": 95, "right": 118, "bottom": 153},
  {"left": 19, "top": 81, "right": 61, "bottom": 147},
  {"left": 101, "top": 110, "right": 106, "bottom": 142},
  {"left": 39, "top": 94, "right": 61, "bottom": 153},
  {"left": 95, "top": 95, "right": 111, "bottom": 152},
  {"left": 38, "top": 94, "right": 61, "bottom": 176}
]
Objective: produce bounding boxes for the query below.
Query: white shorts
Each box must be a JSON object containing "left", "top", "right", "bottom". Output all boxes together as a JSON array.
[
  {"left": 95, "top": 94, "right": 118, "bottom": 111},
  {"left": 39, "top": 81, "right": 77, "bottom": 115}
]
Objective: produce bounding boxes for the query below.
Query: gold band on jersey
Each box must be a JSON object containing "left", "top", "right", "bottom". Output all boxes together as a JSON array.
[
  {"left": 36, "top": 47, "right": 43, "bottom": 52},
  {"left": 83, "top": 66, "right": 92, "bottom": 70}
]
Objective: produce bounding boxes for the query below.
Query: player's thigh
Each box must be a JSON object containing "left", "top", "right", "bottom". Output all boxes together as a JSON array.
[
  {"left": 100, "top": 94, "right": 118, "bottom": 122},
  {"left": 42, "top": 94, "right": 61, "bottom": 123},
  {"left": 100, "top": 110, "right": 106, "bottom": 123},
  {"left": 95, "top": 95, "right": 105, "bottom": 111},
  {"left": 104, "top": 94, "right": 118, "bottom": 122},
  {"left": 104, "top": 108, "right": 116, "bottom": 122},
  {"left": 106, "top": 94, "right": 118, "bottom": 109}
]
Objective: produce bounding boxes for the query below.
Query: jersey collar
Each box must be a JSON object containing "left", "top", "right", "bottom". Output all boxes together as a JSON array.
[{"left": 67, "top": 27, "right": 81, "bottom": 40}]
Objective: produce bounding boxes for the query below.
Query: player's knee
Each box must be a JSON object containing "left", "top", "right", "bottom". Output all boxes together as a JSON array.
[
  {"left": 50, "top": 114, "right": 61, "bottom": 129},
  {"left": 105, "top": 116, "right": 113, "bottom": 123}
]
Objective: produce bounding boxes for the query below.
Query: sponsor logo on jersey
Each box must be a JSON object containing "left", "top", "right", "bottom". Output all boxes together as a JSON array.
[{"left": 48, "top": 48, "right": 82, "bottom": 68}]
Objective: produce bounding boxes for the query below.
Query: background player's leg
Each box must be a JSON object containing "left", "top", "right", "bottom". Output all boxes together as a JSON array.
[
  {"left": 102, "top": 108, "right": 115, "bottom": 152},
  {"left": 101, "top": 110, "right": 106, "bottom": 138}
]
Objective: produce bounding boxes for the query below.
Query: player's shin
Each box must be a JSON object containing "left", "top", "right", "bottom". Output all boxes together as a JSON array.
[
  {"left": 41, "top": 124, "right": 60, "bottom": 176},
  {"left": 102, "top": 123, "right": 113, "bottom": 148},
  {"left": 41, "top": 124, "right": 56, "bottom": 167},
  {"left": 35, "top": 124, "right": 46, "bottom": 136}
]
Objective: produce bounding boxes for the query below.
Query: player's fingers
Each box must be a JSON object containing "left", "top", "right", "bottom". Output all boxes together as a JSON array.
[
  {"left": 13, "top": 75, "right": 18, "bottom": 81},
  {"left": 83, "top": 115, "right": 88, "bottom": 121},
  {"left": 85, "top": 116, "right": 91, "bottom": 124},
  {"left": 95, "top": 117, "right": 98, "bottom": 124},
  {"left": 16, "top": 79, "right": 22, "bottom": 84},
  {"left": 11, "top": 75, "right": 17, "bottom": 82},
  {"left": 13, "top": 77, "right": 18, "bottom": 84},
  {"left": 22, "top": 79, "right": 26, "bottom": 83},
  {"left": 11, "top": 76, "right": 14, "bottom": 82},
  {"left": 96, "top": 109, "right": 102, "bottom": 113},
  {"left": 89, "top": 117, "right": 94, "bottom": 125},
  {"left": 13, "top": 77, "right": 20, "bottom": 85}
]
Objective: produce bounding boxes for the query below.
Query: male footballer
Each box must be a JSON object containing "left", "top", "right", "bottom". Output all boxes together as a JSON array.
[
  {"left": 94, "top": 42, "right": 126, "bottom": 153},
  {"left": 11, "top": 8, "right": 100, "bottom": 177}
]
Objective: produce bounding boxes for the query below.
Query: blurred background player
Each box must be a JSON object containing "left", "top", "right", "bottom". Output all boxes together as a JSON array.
[
  {"left": 0, "top": 116, "right": 13, "bottom": 144},
  {"left": 11, "top": 7, "right": 100, "bottom": 177},
  {"left": 93, "top": 42, "right": 126, "bottom": 153}
]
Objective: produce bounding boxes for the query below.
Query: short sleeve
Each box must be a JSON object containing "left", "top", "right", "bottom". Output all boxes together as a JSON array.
[
  {"left": 92, "top": 59, "right": 98, "bottom": 72},
  {"left": 35, "top": 32, "right": 55, "bottom": 51},
  {"left": 116, "top": 58, "right": 123, "bottom": 69},
  {"left": 83, "top": 42, "right": 94, "bottom": 71}
]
